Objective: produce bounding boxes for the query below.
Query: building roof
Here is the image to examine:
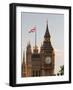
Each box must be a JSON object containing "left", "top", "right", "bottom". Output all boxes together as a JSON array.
[{"left": 44, "top": 21, "right": 50, "bottom": 38}]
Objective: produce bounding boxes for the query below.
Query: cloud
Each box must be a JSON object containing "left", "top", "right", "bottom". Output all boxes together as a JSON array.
[
  {"left": 54, "top": 48, "right": 64, "bottom": 57},
  {"left": 55, "top": 48, "right": 64, "bottom": 53},
  {"left": 54, "top": 48, "right": 64, "bottom": 74}
]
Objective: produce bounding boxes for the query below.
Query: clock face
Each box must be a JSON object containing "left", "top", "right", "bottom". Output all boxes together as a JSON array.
[{"left": 45, "top": 57, "right": 51, "bottom": 64}]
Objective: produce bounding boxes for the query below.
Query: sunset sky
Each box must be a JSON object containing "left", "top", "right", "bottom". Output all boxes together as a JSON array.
[{"left": 21, "top": 12, "right": 64, "bottom": 74}]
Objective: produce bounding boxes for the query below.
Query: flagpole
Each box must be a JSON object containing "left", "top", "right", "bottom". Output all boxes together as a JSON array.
[
  {"left": 28, "top": 26, "right": 37, "bottom": 48},
  {"left": 35, "top": 27, "right": 36, "bottom": 48}
]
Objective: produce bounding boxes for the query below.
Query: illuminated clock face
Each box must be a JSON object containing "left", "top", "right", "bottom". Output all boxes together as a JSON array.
[{"left": 45, "top": 57, "right": 51, "bottom": 64}]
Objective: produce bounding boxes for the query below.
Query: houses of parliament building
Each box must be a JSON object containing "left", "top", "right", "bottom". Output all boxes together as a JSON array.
[{"left": 22, "top": 22, "right": 55, "bottom": 77}]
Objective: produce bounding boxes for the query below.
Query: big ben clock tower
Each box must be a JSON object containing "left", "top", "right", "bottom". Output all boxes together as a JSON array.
[{"left": 40, "top": 21, "right": 55, "bottom": 76}]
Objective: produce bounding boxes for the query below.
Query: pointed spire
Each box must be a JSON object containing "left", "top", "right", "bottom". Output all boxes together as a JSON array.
[
  {"left": 27, "top": 41, "right": 31, "bottom": 48},
  {"left": 44, "top": 20, "right": 50, "bottom": 38},
  {"left": 28, "top": 41, "right": 30, "bottom": 46},
  {"left": 26, "top": 41, "right": 32, "bottom": 53},
  {"left": 47, "top": 19, "right": 48, "bottom": 25}
]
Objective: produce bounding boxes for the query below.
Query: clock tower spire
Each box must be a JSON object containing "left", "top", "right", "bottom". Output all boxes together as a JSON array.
[
  {"left": 44, "top": 20, "right": 50, "bottom": 38},
  {"left": 42, "top": 20, "right": 53, "bottom": 52}
]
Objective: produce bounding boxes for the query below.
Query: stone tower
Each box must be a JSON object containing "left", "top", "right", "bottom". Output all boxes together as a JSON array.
[
  {"left": 26, "top": 42, "right": 32, "bottom": 77},
  {"left": 40, "top": 21, "right": 55, "bottom": 76}
]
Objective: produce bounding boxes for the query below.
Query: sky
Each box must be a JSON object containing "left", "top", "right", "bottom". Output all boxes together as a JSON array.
[{"left": 21, "top": 12, "right": 64, "bottom": 74}]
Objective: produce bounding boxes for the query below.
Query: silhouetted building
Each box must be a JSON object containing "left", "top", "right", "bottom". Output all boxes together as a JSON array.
[{"left": 22, "top": 22, "right": 55, "bottom": 77}]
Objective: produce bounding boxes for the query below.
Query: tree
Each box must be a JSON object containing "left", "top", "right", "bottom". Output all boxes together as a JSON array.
[{"left": 57, "top": 65, "right": 64, "bottom": 76}]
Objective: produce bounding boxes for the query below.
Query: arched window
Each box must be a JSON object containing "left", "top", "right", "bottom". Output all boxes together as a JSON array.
[{"left": 32, "top": 70, "right": 41, "bottom": 77}]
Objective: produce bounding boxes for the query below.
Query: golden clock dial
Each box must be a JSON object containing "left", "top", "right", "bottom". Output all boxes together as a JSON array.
[{"left": 45, "top": 57, "right": 51, "bottom": 64}]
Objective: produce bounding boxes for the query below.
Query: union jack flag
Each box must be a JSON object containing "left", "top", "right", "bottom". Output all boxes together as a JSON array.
[{"left": 28, "top": 27, "right": 36, "bottom": 33}]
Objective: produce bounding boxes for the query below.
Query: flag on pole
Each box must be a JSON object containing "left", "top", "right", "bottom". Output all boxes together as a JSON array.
[
  {"left": 28, "top": 27, "right": 36, "bottom": 33},
  {"left": 28, "top": 26, "right": 37, "bottom": 48}
]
